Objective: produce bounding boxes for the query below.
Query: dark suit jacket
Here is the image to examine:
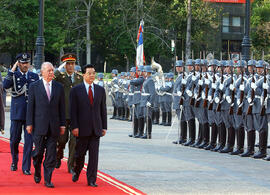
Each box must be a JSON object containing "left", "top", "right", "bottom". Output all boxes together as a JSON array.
[
  {"left": 70, "top": 83, "right": 107, "bottom": 137},
  {"left": 26, "top": 80, "right": 66, "bottom": 137}
]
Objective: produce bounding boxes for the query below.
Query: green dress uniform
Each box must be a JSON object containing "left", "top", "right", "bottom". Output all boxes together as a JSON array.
[{"left": 54, "top": 70, "right": 83, "bottom": 172}]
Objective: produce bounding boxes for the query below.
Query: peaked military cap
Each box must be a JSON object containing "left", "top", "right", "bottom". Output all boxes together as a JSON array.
[
  {"left": 61, "top": 53, "right": 76, "bottom": 62},
  {"left": 209, "top": 59, "right": 218, "bottom": 66},
  {"left": 226, "top": 60, "right": 234, "bottom": 67},
  {"left": 186, "top": 59, "right": 194, "bottom": 66},
  {"left": 17, "top": 53, "right": 31, "bottom": 63},
  {"left": 248, "top": 59, "right": 257, "bottom": 66},
  {"left": 175, "top": 60, "right": 184, "bottom": 67},
  {"left": 111, "top": 69, "right": 118, "bottom": 75},
  {"left": 219, "top": 60, "right": 227, "bottom": 67},
  {"left": 98, "top": 73, "right": 104, "bottom": 78},
  {"left": 130, "top": 67, "right": 136, "bottom": 73},
  {"left": 137, "top": 65, "right": 144, "bottom": 72},
  {"left": 195, "top": 59, "right": 201, "bottom": 65},
  {"left": 144, "top": 65, "right": 152, "bottom": 73},
  {"left": 256, "top": 60, "right": 266, "bottom": 68}
]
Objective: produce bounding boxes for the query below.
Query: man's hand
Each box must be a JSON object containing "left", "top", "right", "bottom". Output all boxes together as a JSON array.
[
  {"left": 60, "top": 126, "right": 65, "bottom": 135},
  {"left": 102, "top": 129, "right": 107, "bottom": 137},
  {"left": 72, "top": 128, "right": 79, "bottom": 137},
  {"left": 26, "top": 125, "right": 33, "bottom": 134},
  {"left": 11, "top": 61, "right": 18, "bottom": 72}
]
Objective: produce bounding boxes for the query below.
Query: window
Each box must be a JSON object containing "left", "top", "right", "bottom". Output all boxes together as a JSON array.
[
  {"left": 232, "top": 17, "right": 240, "bottom": 27},
  {"left": 222, "top": 16, "right": 229, "bottom": 33}
]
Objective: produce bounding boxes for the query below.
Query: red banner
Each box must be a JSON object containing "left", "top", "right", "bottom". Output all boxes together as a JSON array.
[{"left": 204, "top": 0, "right": 253, "bottom": 3}]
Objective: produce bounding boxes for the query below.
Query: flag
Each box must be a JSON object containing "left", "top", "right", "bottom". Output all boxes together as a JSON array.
[{"left": 136, "top": 20, "right": 145, "bottom": 67}]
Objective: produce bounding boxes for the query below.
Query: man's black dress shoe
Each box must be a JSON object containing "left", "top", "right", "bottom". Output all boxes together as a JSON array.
[
  {"left": 45, "top": 182, "right": 54, "bottom": 188},
  {"left": 72, "top": 172, "right": 79, "bottom": 182},
  {"left": 23, "top": 170, "right": 31, "bottom": 175},
  {"left": 34, "top": 176, "right": 41, "bottom": 183},
  {"left": 11, "top": 163, "right": 17, "bottom": 171},
  {"left": 55, "top": 159, "right": 61, "bottom": 169},
  {"left": 88, "top": 182, "right": 98, "bottom": 187}
]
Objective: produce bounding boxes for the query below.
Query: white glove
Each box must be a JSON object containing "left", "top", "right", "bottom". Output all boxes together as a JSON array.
[
  {"left": 177, "top": 91, "right": 182, "bottom": 96},
  {"left": 251, "top": 82, "right": 257, "bottom": 90},
  {"left": 194, "top": 93, "right": 198, "bottom": 99},
  {"left": 208, "top": 96, "right": 212, "bottom": 102},
  {"left": 108, "top": 91, "right": 111, "bottom": 96},
  {"left": 192, "top": 75, "right": 196, "bottom": 81},
  {"left": 263, "top": 82, "right": 269, "bottom": 90},
  {"left": 212, "top": 83, "right": 217, "bottom": 89},
  {"left": 215, "top": 97, "right": 220, "bottom": 104},
  {"left": 229, "top": 84, "right": 235, "bottom": 91},
  {"left": 219, "top": 84, "right": 224, "bottom": 90},
  {"left": 202, "top": 92, "right": 206, "bottom": 100},
  {"left": 248, "top": 98, "right": 252, "bottom": 104},
  {"left": 58, "top": 62, "right": 66, "bottom": 70},
  {"left": 205, "top": 79, "right": 210, "bottom": 85},
  {"left": 114, "top": 84, "right": 119, "bottom": 89},
  {"left": 237, "top": 99, "right": 240, "bottom": 106},
  {"left": 132, "top": 104, "right": 135, "bottom": 108},
  {"left": 146, "top": 102, "right": 151, "bottom": 107},
  {"left": 182, "top": 79, "right": 187, "bottom": 85},
  {"left": 186, "top": 90, "right": 192, "bottom": 97},
  {"left": 226, "top": 96, "right": 232, "bottom": 104},
  {"left": 198, "top": 80, "right": 203, "bottom": 86},
  {"left": 240, "top": 84, "right": 245, "bottom": 91}
]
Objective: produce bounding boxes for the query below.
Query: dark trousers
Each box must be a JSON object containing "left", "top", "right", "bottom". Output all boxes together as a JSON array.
[
  {"left": 32, "top": 133, "right": 57, "bottom": 183},
  {"left": 74, "top": 136, "right": 100, "bottom": 183},
  {"left": 10, "top": 120, "right": 33, "bottom": 171}
]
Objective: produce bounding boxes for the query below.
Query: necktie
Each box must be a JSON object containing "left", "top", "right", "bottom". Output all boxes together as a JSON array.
[
  {"left": 45, "top": 83, "right": 51, "bottom": 101},
  {"left": 88, "top": 85, "right": 93, "bottom": 105},
  {"left": 69, "top": 75, "right": 72, "bottom": 83}
]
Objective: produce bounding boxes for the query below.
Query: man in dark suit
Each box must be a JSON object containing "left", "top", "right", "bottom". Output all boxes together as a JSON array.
[
  {"left": 70, "top": 64, "right": 107, "bottom": 187},
  {"left": 26, "top": 62, "right": 66, "bottom": 188}
]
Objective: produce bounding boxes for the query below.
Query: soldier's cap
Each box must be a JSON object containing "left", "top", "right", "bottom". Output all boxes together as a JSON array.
[
  {"left": 144, "top": 65, "right": 152, "bottom": 73},
  {"left": 202, "top": 59, "right": 208, "bottom": 65},
  {"left": 248, "top": 59, "right": 257, "bottom": 66},
  {"left": 209, "top": 59, "right": 218, "bottom": 66},
  {"left": 16, "top": 53, "right": 31, "bottom": 63},
  {"left": 74, "top": 65, "right": 81, "bottom": 72},
  {"left": 137, "top": 65, "right": 144, "bottom": 72},
  {"left": 226, "top": 60, "right": 234, "bottom": 67},
  {"left": 164, "top": 73, "right": 168, "bottom": 78},
  {"left": 111, "top": 69, "right": 118, "bottom": 75},
  {"left": 97, "top": 73, "right": 104, "bottom": 78},
  {"left": 219, "top": 60, "right": 227, "bottom": 67},
  {"left": 120, "top": 72, "right": 126, "bottom": 76},
  {"left": 167, "top": 72, "right": 174, "bottom": 79},
  {"left": 186, "top": 59, "right": 194, "bottom": 66},
  {"left": 256, "top": 60, "right": 266, "bottom": 68},
  {"left": 175, "top": 60, "right": 184, "bottom": 67},
  {"left": 126, "top": 72, "right": 130, "bottom": 76},
  {"left": 61, "top": 53, "right": 76, "bottom": 62},
  {"left": 130, "top": 67, "right": 136, "bottom": 73},
  {"left": 235, "top": 60, "right": 247, "bottom": 67},
  {"left": 195, "top": 59, "right": 201, "bottom": 65}
]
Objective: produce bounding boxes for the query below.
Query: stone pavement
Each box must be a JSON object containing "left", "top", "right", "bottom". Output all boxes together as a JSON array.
[{"left": 2, "top": 112, "right": 270, "bottom": 194}]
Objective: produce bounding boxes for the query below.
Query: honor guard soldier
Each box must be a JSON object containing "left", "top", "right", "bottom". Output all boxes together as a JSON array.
[
  {"left": 140, "top": 66, "right": 156, "bottom": 139},
  {"left": 123, "top": 72, "right": 130, "bottom": 120},
  {"left": 54, "top": 53, "right": 83, "bottom": 173},
  {"left": 3, "top": 53, "right": 39, "bottom": 174},
  {"left": 127, "top": 67, "right": 136, "bottom": 125},
  {"left": 172, "top": 60, "right": 187, "bottom": 144},
  {"left": 97, "top": 73, "right": 105, "bottom": 87},
  {"left": 109, "top": 69, "right": 118, "bottom": 119},
  {"left": 130, "top": 65, "right": 145, "bottom": 138}
]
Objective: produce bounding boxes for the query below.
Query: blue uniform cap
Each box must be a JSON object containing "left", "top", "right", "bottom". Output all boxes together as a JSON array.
[
  {"left": 74, "top": 65, "right": 81, "bottom": 72},
  {"left": 130, "top": 67, "right": 136, "bottom": 73},
  {"left": 202, "top": 59, "right": 208, "bottom": 65},
  {"left": 256, "top": 60, "right": 266, "bottom": 68},
  {"left": 195, "top": 59, "right": 201, "bottom": 65},
  {"left": 219, "top": 60, "right": 227, "bottom": 67},
  {"left": 16, "top": 53, "right": 31, "bottom": 63},
  {"left": 186, "top": 59, "right": 194, "bottom": 66},
  {"left": 126, "top": 72, "right": 130, "bottom": 76},
  {"left": 144, "top": 65, "right": 153, "bottom": 73},
  {"left": 98, "top": 73, "right": 104, "bottom": 78},
  {"left": 111, "top": 69, "right": 118, "bottom": 75},
  {"left": 120, "top": 72, "right": 125, "bottom": 76},
  {"left": 209, "top": 59, "right": 218, "bottom": 66},
  {"left": 248, "top": 60, "right": 257, "bottom": 66},
  {"left": 137, "top": 65, "right": 144, "bottom": 72},
  {"left": 226, "top": 60, "right": 234, "bottom": 67},
  {"left": 175, "top": 60, "right": 184, "bottom": 67},
  {"left": 167, "top": 72, "right": 174, "bottom": 79},
  {"left": 235, "top": 60, "right": 247, "bottom": 67}
]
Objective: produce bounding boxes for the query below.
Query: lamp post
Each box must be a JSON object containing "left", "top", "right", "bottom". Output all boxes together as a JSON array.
[
  {"left": 241, "top": 0, "right": 251, "bottom": 61},
  {"left": 34, "top": 0, "right": 45, "bottom": 69}
]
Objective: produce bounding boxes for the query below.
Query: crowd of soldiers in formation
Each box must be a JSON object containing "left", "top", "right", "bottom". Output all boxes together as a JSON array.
[{"left": 106, "top": 58, "right": 270, "bottom": 161}]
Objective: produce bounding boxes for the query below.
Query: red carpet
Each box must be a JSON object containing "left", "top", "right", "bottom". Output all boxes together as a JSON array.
[{"left": 0, "top": 136, "right": 146, "bottom": 195}]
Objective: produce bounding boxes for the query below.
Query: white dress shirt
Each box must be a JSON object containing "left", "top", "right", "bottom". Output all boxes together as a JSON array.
[{"left": 84, "top": 80, "right": 94, "bottom": 97}]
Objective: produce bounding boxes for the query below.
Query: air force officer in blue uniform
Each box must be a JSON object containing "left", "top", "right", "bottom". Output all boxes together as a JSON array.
[{"left": 3, "top": 53, "right": 39, "bottom": 174}]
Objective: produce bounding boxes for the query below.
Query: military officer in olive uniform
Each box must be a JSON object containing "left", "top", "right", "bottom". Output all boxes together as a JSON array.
[
  {"left": 3, "top": 53, "right": 39, "bottom": 175},
  {"left": 54, "top": 53, "right": 83, "bottom": 173}
]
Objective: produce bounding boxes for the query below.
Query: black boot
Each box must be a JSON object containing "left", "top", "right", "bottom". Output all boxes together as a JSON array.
[
  {"left": 151, "top": 112, "right": 155, "bottom": 124},
  {"left": 165, "top": 112, "right": 172, "bottom": 126},
  {"left": 230, "top": 127, "right": 245, "bottom": 155},
  {"left": 142, "top": 118, "right": 152, "bottom": 139},
  {"left": 198, "top": 123, "right": 210, "bottom": 149},
  {"left": 163, "top": 112, "right": 167, "bottom": 126},
  {"left": 160, "top": 112, "right": 166, "bottom": 125},
  {"left": 205, "top": 124, "right": 218, "bottom": 150},
  {"left": 129, "top": 117, "right": 138, "bottom": 137},
  {"left": 183, "top": 119, "right": 195, "bottom": 146},
  {"left": 156, "top": 110, "right": 160, "bottom": 124},
  {"left": 212, "top": 123, "right": 225, "bottom": 152},
  {"left": 240, "top": 130, "right": 255, "bottom": 157},
  {"left": 116, "top": 107, "right": 121, "bottom": 120},
  {"left": 220, "top": 127, "right": 235, "bottom": 153},
  {"left": 134, "top": 118, "right": 144, "bottom": 138},
  {"left": 173, "top": 121, "right": 187, "bottom": 144},
  {"left": 126, "top": 108, "right": 130, "bottom": 120},
  {"left": 191, "top": 123, "right": 202, "bottom": 147},
  {"left": 253, "top": 130, "right": 268, "bottom": 159},
  {"left": 110, "top": 107, "right": 117, "bottom": 119}
]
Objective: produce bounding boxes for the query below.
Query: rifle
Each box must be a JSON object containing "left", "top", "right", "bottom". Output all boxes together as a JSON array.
[
  {"left": 189, "top": 64, "right": 196, "bottom": 106},
  {"left": 261, "top": 51, "right": 267, "bottom": 116},
  {"left": 229, "top": 64, "right": 235, "bottom": 115},
  {"left": 179, "top": 64, "right": 186, "bottom": 105},
  {"left": 195, "top": 63, "right": 203, "bottom": 107},
  {"left": 237, "top": 60, "right": 245, "bottom": 115},
  {"left": 216, "top": 65, "right": 224, "bottom": 112},
  {"left": 246, "top": 64, "right": 255, "bottom": 115},
  {"left": 208, "top": 65, "right": 216, "bottom": 110}
]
